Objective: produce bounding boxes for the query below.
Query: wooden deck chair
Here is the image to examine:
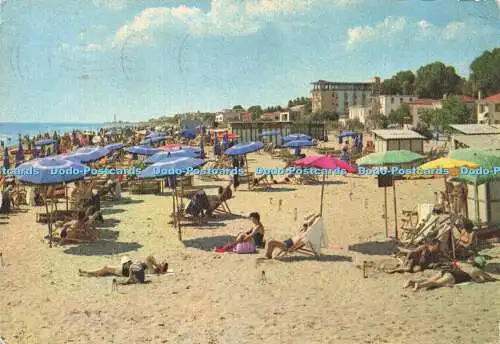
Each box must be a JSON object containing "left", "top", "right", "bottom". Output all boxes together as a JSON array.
[{"left": 276, "top": 216, "right": 328, "bottom": 259}]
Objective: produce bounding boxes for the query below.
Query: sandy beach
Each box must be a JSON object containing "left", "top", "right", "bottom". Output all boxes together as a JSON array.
[{"left": 1, "top": 149, "right": 499, "bottom": 344}]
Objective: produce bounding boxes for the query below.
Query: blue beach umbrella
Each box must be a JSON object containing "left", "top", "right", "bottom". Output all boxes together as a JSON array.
[
  {"left": 16, "top": 157, "right": 88, "bottom": 185},
  {"left": 259, "top": 130, "right": 280, "bottom": 137},
  {"left": 180, "top": 129, "right": 196, "bottom": 139},
  {"left": 180, "top": 146, "right": 201, "bottom": 152},
  {"left": 140, "top": 136, "right": 167, "bottom": 145},
  {"left": 283, "top": 134, "right": 311, "bottom": 142},
  {"left": 139, "top": 157, "right": 206, "bottom": 179},
  {"left": 145, "top": 150, "right": 200, "bottom": 164},
  {"left": 60, "top": 146, "right": 108, "bottom": 163},
  {"left": 224, "top": 141, "right": 264, "bottom": 156},
  {"left": 282, "top": 140, "right": 316, "bottom": 148},
  {"left": 125, "top": 146, "right": 161, "bottom": 156},
  {"left": 105, "top": 143, "right": 125, "bottom": 152},
  {"left": 35, "top": 139, "right": 57, "bottom": 146},
  {"left": 147, "top": 132, "right": 166, "bottom": 138}
]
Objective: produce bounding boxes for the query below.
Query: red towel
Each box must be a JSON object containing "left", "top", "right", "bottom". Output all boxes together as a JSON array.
[{"left": 215, "top": 243, "right": 233, "bottom": 253}]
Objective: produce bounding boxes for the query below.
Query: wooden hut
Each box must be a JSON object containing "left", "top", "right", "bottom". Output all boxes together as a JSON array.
[{"left": 371, "top": 129, "right": 425, "bottom": 154}]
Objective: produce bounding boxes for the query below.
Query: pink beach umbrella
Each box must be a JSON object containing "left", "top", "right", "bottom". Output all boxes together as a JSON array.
[{"left": 295, "top": 155, "right": 356, "bottom": 216}]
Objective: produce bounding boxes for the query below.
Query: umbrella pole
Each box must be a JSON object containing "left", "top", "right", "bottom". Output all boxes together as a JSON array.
[
  {"left": 65, "top": 183, "right": 68, "bottom": 211},
  {"left": 393, "top": 182, "right": 398, "bottom": 239},
  {"left": 384, "top": 187, "right": 388, "bottom": 238},
  {"left": 176, "top": 178, "right": 182, "bottom": 241},
  {"left": 320, "top": 173, "right": 325, "bottom": 216},
  {"left": 245, "top": 155, "right": 250, "bottom": 190},
  {"left": 475, "top": 183, "right": 480, "bottom": 223},
  {"left": 43, "top": 187, "right": 53, "bottom": 248}
]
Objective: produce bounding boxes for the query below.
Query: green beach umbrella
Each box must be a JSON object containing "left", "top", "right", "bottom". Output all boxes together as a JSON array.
[
  {"left": 356, "top": 150, "right": 423, "bottom": 240},
  {"left": 356, "top": 150, "right": 424, "bottom": 166}
]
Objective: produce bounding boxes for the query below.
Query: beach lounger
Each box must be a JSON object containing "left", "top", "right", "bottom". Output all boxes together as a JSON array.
[{"left": 276, "top": 217, "right": 328, "bottom": 259}]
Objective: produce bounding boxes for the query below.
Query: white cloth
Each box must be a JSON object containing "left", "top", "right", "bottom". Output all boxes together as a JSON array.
[{"left": 305, "top": 217, "right": 327, "bottom": 255}]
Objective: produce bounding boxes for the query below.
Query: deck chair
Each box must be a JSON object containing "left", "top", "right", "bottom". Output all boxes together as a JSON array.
[
  {"left": 250, "top": 174, "right": 274, "bottom": 190},
  {"left": 276, "top": 216, "right": 328, "bottom": 259}
]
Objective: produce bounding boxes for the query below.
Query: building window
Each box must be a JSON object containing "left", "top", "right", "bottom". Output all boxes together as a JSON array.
[{"left": 495, "top": 104, "right": 500, "bottom": 112}]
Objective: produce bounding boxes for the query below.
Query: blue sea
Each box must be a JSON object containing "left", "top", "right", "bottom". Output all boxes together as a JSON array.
[{"left": 0, "top": 122, "right": 105, "bottom": 146}]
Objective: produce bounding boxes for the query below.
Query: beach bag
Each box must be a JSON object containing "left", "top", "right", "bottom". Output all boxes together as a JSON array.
[{"left": 233, "top": 241, "right": 256, "bottom": 254}]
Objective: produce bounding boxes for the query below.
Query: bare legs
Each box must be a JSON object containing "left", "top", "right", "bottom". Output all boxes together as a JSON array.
[
  {"left": 404, "top": 272, "right": 455, "bottom": 291},
  {"left": 264, "top": 240, "right": 287, "bottom": 259},
  {"left": 79, "top": 265, "right": 121, "bottom": 277}
]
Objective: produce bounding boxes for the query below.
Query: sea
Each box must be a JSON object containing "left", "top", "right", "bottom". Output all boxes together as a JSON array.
[{"left": 0, "top": 122, "right": 106, "bottom": 147}]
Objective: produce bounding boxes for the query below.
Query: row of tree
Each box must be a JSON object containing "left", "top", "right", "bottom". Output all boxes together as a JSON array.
[{"left": 380, "top": 48, "right": 500, "bottom": 98}]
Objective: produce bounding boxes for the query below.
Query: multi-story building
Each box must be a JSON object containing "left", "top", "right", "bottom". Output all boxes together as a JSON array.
[
  {"left": 260, "top": 111, "right": 281, "bottom": 121},
  {"left": 408, "top": 95, "right": 476, "bottom": 127},
  {"left": 280, "top": 105, "right": 306, "bottom": 122},
  {"left": 310, "top": 80, "right": 373, "bottom": 114},
  {"left": 477, "top": 92, "right": 500, "bottom": 125},
  {"left": 240, "top": 112, "right": 252, "bottom": 122},
  {"left": 215, "top": 109, "right": 242, "bottom": 123},
  {"left": 378, "top": 95, "right": 418, "bottom": 116},
  {"left": 348, "top": 105, "right": 372, "bottom": 125}
]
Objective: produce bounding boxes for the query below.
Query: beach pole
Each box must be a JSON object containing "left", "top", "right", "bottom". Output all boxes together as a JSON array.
[
  {"left": 474, "top": 182, "right": 480, "bottom": 223},
  {"left": 384, "top": 187, "right": 388, "bottom": 238},
  {"left": 319, "top": 173, "right": 326, "bottom": 216},
  {"left": 392, "top": 182, "right": 398, "bottom": 239},
  {"left": 245, "top": 155, "right": 250, "bottom": 190},
  {"left": 43, "top": 187, "right": 53, "bottom": 248},
  {"left": 65, "top": 182, "right": 68, "bottom": 211}
]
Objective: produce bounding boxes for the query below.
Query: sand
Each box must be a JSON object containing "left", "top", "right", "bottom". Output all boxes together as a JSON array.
[{"left": 1, "top": 149, "right": 499, "bottom": 344}]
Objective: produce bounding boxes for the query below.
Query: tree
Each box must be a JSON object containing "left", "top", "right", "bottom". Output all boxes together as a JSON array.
[
  {"left": 470, "top": 48, "right": 500, "bottom": 96},
  {"left": 415, "top": 62, "right": 461, "bottom": 99},
  {"left": 232, "top": 105, "right": 245, "bottom": 111},
  {"left": 263, "top": 105, "right": 283, "bottom": 113},
  {"left": 387, "top": 103, "right": 411, "bottom": 127},
  {"left": 247, "top": 105, "right": 263, "bottom": 121},
  {"left": 419, "top": 97, "right": 471, "bottom": 130},
  {"left": 344, "top": 118, "right": 364, "bottom": 131},
  {"left": 381, "top": 70, "right": 416, "bottom": 95},
  {"left": 309, "top": 111, "right": 338, "bottom": 122}
]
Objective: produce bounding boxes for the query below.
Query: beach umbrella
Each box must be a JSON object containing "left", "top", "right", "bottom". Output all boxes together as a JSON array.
[
  {"left": 124, "top": 146, "right": 161, "bottom": 156},
  {"left": 139, "top": 157, "right": 206, "bottom": 241},
  {"left": 225, "top": 142, "right": 265, "bottom": 190},
  {"left": 140, "top": 136, "right": 167, "bottom": 145},
  {"left": 145, "top": 150, "right": 200, "bottom": 164},
  {"left": 283, "top": 133, "right": 311, "bottom": 142},
  {"left": 283, "top": 139, "right": 316, "bottom": 157},
  {"left": 295, "top": 155, "right": 356, "bottom": 215},
  {"left": 448, "top": 148, "right": 500, "bottom": 162},
  {"left": 180, "top": 129, "right": 196, "bottom": 139},
  {"left": 104, "top": 143, "right": 125, "bottom": 152},
  {"left": 357, "top": 150, "right": 424, "bottom": 239},
  {"left": 146, "top": 132, "right": 167, "bottom": 138},
  {"left": 418, "top": 158, "right": 479, "bottom": 177},
  {"left": 60, "top": 146, "right": 109, "bottom": 163},
  {"left": 35, "top": 139, "right": 56, "bottom": 146},
  {"left": 160, "top": 143, "right": 182, "bottom": 151},
  {"left": 17, "top": 157, "right": 89, "bottom": 247},
  {"left": 260, "top": 130, "right": 280, "bottom": 137}
]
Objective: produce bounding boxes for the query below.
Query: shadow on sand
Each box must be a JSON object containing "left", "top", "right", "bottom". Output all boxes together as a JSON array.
[
  {"left": 101, "top": 208, "right": 126, "bottom": 215},
  {"left": 485, "top": 262, "right": 500, "bottom": 275},
  {"left": 238, "top": 187, "right": 296, "bottom": 193},
  {"left": 104, "top": 198, "right": 144, "bottom": 206},
  {"left": 64, "top": 241, "right": 143, "bottom": 256},
  {"left": 97, "top": 218, "right": 121, "bottom": 228},
  {"left": 275, "top": 254, "right": 353, "bottom": 263},
  {"left": 183, "top": 235, "right": 234, "bottom": 251},
  {"left": 348, "top": 240, "right": 399, "bottom": 256}
]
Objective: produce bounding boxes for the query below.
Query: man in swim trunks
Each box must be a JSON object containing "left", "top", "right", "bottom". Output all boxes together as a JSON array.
[{"left": 385, "top": 239, "right": 441, "bottom": 273}]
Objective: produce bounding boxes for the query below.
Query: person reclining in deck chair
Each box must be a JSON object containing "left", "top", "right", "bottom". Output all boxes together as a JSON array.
[
  {"left": 56, "top": 210, "right": 102, "bottom": 244},
  {"left": 99, "top": 175, "right": 121, "bottom": 200},
  {"left": 263, "top": 214, "right": 321, "bottom": 259},
  {"left": 79, "top": 255, "right": 169, "bottom": 285},
  {"left": 185, "top": 190, "right": 211, "bottom": 222},
  {"left": 206, "top": 184, "right": 233, "bottom": 216},
  {"left": 385, "top": 239, "right": 441, "bottom": 274}
]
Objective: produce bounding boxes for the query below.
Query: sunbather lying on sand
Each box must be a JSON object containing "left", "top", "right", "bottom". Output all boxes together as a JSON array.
[
  {"left": 385, "top": 239, "right": 441, "bottom": 273},
  {"left": 263, "top": 214, "right": 320, "bottom": 259},
  {"left": 215, "top": 212, "right": 264, "bottom": 252},
  {"left": 405, "top": 257, "right": 496, "bottom": 291},
  {"left": 79, "top": 255, "right": 168, "bottom": 284}
]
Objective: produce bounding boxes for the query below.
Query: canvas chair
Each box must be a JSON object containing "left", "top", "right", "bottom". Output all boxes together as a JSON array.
[
  {"left": 276, "top": 216, "right": 328, "bottom": 259},
  {"left": 250, "top": 174, "right": 274, "bottom": 190},
  {"left": 207, "top": 184, "right": 233, "bottom": 216}
]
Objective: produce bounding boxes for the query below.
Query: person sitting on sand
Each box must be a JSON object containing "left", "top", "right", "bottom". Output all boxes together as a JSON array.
[
  {"left": 263, "top": 214, "right": 320, "bottom": 259},
  {"left": 405, "top": 257, "right": 496, "bottom": 291},
  {"left": 385, "top": 239, "right": 441, "bottom": 274},
  {"left": 215, "top": 212, "right": 265, "bottom": 252},
  {"left": 79, "top": 255, "right": 169, "bottom": 285}
]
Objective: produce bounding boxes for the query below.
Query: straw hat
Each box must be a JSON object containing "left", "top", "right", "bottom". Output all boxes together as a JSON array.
[{"left": 121, "top": 256, "right": 132, "bottom": 265}]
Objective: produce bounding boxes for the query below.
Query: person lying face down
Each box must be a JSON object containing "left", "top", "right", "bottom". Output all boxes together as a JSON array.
[
  {"left": 263, "top": 214, "right": 320, "bottom": 259},
  {"left": 405, "top": 257, "right": 496, "bottom": 291},
  {"left": 385, "top": 239, "right": 441, "bottom": 274},
  {"left": 79, "top": 255, "right": 169, "bottom": 285}
]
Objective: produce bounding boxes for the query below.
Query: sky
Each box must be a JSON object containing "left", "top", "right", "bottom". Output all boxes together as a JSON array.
[{"left": 0, "top": 0, "right": 499, "bottom": 123}]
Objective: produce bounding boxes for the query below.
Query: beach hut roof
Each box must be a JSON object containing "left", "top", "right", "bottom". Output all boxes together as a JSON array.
[
  {"left": 448, "top": 124, "right": 500, "bottom": 135},
  {"left": 371, "top": 129, "right": 425, "bottom": 140},
  {"left": 451, "top": 134, "right": 500, "bottom": 150}
]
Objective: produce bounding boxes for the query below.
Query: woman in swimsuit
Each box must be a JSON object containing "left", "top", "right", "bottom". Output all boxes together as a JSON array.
[
  {"left": 405, "top": 258, "right": 496, "bottom": 291},
  {"left": 385, "top": 239, "right": 441, "bottom": 273},
  {"left": 215, "top": 212, "right": 264, "bottom": 252}
]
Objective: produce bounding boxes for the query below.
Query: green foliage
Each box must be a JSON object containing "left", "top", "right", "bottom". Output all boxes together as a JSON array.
[
  {"left": 381, "top": 70, "right": 416, "bottom": 95},
  {"left": 247, "top": 105, "right": 263, "bottom": 121},
  {"left": 262, "top": 105, "right": 283, "bottom": 113},
  {"left": 232, "top": 105, "right": 245, "bottom": 111},
  {"left": 418, "top": 96, "right": 471, "bottom": 129},
  {"left": 344, "top": 118, "right": 364, "bottom": 130},
  {"left": 415, "top": 62, "right": 461, "bottom": 99},
  {"left": 309, "top": 111, "right": 339, "bottom": 122},
  {"left": 387, "top": 103, "right": 411, "bottom": 126},
  {"left": 287, "top": 97, "right": 312, "bottom": 114},
  {"left": 470, "top": 48, "right": 500, "bottom": 96}
]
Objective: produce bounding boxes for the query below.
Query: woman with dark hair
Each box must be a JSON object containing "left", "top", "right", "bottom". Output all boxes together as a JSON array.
[{"left": 215, "top": 212, "right": 265, "bottom": 252}]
